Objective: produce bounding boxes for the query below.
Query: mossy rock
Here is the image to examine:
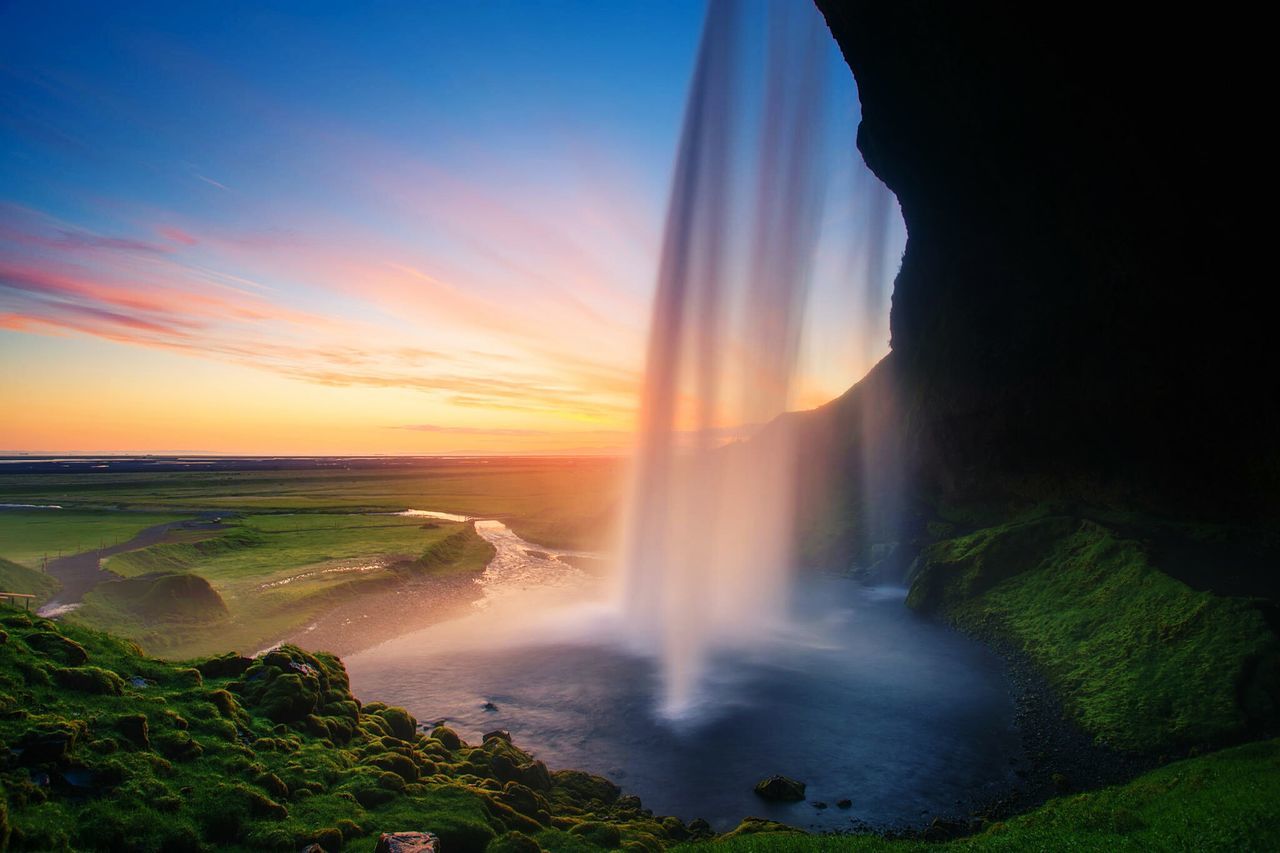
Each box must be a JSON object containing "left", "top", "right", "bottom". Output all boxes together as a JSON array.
[
  {"left": 23, "top": 631, "right": 89, "bottom": 666},
  {"left": 722, "top": 817, "right": 805, "bottom": 840},
  {"left": 232, "top": 645, "right": 350, "bottom": 723},
  {"left": 155, "top": 730, "right": 204, "bottom": 761},
  {"left": 367, "top": 750, "right": 419, "bottom": 782},
  {"left": 499, "top": 781, "right": 552, "bottom": 824},
  {"left": 487, "top": 830, "right": 543, "bottom": 853},
  {"left": 753, "top": 775, "right": 805, "bottom": 801},
  {"left": 15, "top": 719, "right": 86, "bottom": 764},
  {"left": 568, "top": 821, "right": 622, "bottom": 848},
  {"left": 432, "top": 725, "right": 464, "bottom": 751},
  {"left": 52, "top": 665, "right": 124, "bottom": 695},
  {"left": 195, "top": 651, "right": 254, "bottom": 679},
  {"left": 369, "top": 704, "right": 416, "bottom": 741},
  {"left": 115, "top": 712, "right": 149, "bottom": 749},
  {"left": 551, "top": 769, "right": 620, "bottom": 806}
]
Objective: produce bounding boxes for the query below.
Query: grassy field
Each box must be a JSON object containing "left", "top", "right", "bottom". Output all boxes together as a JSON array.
[
  {"left": 72, "top": 515, "right": 495, "bottom": 659},
  {"left": 0, "top": 458, "right": 622, "bottom": 550},
  {"left": 0, "top": 510, "right": 194, "bottom": 568},
  {"left": 0, "top": 459, "right": 619, "bottom": 658}
]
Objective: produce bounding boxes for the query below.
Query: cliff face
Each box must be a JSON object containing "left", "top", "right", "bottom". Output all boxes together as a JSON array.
[{"left": 814, "top": 2, "right": 1275, "bottom": 516}]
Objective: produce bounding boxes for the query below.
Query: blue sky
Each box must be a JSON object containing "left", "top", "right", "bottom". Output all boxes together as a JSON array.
[{"left": 0, "top": 0, "right": 901, "bottom": 454}]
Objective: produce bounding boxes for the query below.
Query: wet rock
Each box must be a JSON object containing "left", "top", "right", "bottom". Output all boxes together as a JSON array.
[
  {"left": 811, "top": 801, "right": 828, "bottom": 809},
  {"left": 375, "top": 831, "right": 439, "bottom": 853},
  {"left": 836, "top": 798, "right": 852, "bottom": 809},
  {"left": 753, "top": 775, "right": 806, "bottom": 802},
  {"left": 483, "top": 729, "right": 512, "bottom": 743},
  {"left": 482, "top": 701, "right": 499, "bottom": 712},
  {"left": 686, "top": 819, "right": 714, "bottom": 840}
]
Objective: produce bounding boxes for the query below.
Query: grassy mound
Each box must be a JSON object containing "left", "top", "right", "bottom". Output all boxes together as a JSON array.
[
  {"left": 0, "top": 609, "right": 703, "bottom": 852},
  {"left": 676, "top": 739, "right": 1280, "bottom": 852},
  {"left": 414, "top": 528, "right": 496, "bottom": 575},
  {"left": 104, "top": 528, "right": 267, "bottom": 578},
  {"left": 0, "top": 558, "right": 59, "bottom": 605},
  {"left": 81, "top": 573, "right": 230, "bottom": 625},
  {"left": 908, "top": 517, "right": 1280, "bottom": 751}
]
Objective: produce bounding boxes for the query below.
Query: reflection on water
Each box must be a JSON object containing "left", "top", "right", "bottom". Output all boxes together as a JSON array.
[{"left": 346, "top": 578, "right": 1022, "bottom": 831}]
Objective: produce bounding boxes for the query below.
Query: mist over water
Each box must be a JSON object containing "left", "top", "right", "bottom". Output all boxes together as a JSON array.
[{"left": 617, "top": 0, "right": 899, "bottom": 716}]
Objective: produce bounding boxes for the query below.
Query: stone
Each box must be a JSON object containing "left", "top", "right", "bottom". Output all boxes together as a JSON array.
[
  {"left": 753, "top": 775, "right": 806, "bottom": 802},
  {"left": 374, "top": 831, "right": 439, "bottom": 853}
]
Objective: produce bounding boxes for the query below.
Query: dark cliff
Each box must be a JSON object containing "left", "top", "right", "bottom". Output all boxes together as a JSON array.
[{"left": 813, "top": 2, "right": 1276, "bottom": 518}]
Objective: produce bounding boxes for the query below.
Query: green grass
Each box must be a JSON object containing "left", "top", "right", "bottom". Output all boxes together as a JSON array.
[
  {"left": 0, "top": 557, "right": 59, "bottom": 604},
  {"left": 678, "top": 739, "right": 1280, "bottom": 852},
  {"left": 0, "top": 510, "right": 193, "bottom": 568},
  {"left": 0, "top": 459, "right": 621, "bottom": 550},
  {"left": 0, "top": 608, "right": 688, "bottom": 852},
  {"left": 73, "top": 515, "right": 495, "bottom": 659},
  {"left": 909, "top": 517, "right": 1280, "bottom": 751}
]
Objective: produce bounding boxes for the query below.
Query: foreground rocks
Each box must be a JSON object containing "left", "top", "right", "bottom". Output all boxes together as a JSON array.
[{"left": 375, "top": 831, "right": 439, "bottom": 853}]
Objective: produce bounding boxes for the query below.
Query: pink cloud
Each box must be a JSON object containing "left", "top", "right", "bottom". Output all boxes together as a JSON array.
[{"left": 157, "top": 226, "right": 199, "bottom": 246}]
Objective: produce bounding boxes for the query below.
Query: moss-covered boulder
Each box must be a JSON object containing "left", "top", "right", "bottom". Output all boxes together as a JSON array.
[
  {"left": 753, "top": 775, "right": 805, "bottom": 801},
  {"left": 487, "top": 830, "right": 541, "bottom": 853},
  {"left": 378, "top": 705, "right": 418, "bottom": 741},
  {"left": 551, "top": 769, "right": 620, "bottom": 806},
  {"left": 52, "top": 665, "right": 125, "bottom": 695},
  {"left": 115, "top": 712, "right": 149, "bottom": 749},
  {"left": 22, "top": 631, "right": 88, "bottom": 666},
  {"left": 230, "top": 644, "right": 351, "bottom": 724}
]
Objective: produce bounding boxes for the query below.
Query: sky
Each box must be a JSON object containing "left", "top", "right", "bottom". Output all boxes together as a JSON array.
[{"left": 0, "top": 0, "right": 902, "bottom": 456}]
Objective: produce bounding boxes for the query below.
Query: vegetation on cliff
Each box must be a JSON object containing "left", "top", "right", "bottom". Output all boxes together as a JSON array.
[
  {"left": 908, "top": 515, "right": 1280, "bottom": 752},
  {"left": 0, "top": 610, "right": 699, "bottom": 852}
]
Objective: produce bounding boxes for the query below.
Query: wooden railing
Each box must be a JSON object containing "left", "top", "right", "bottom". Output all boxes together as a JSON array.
[{"left": 0, "top": 592, "right": 35, "bottom": 610}]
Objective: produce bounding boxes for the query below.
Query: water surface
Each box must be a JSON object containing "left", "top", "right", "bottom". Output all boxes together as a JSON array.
[{"left": 347, "top": 576, "right": 1021, "bottom": 831}]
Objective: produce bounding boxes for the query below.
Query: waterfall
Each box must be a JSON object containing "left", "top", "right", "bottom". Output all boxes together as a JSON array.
[{"left": 618, "top": 0, "right": 876, "bottom": 717}]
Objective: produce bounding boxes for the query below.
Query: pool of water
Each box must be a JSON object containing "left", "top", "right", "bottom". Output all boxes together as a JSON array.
[{"left": 345, "top": 576, "right": 1022, "bottom": 832}]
